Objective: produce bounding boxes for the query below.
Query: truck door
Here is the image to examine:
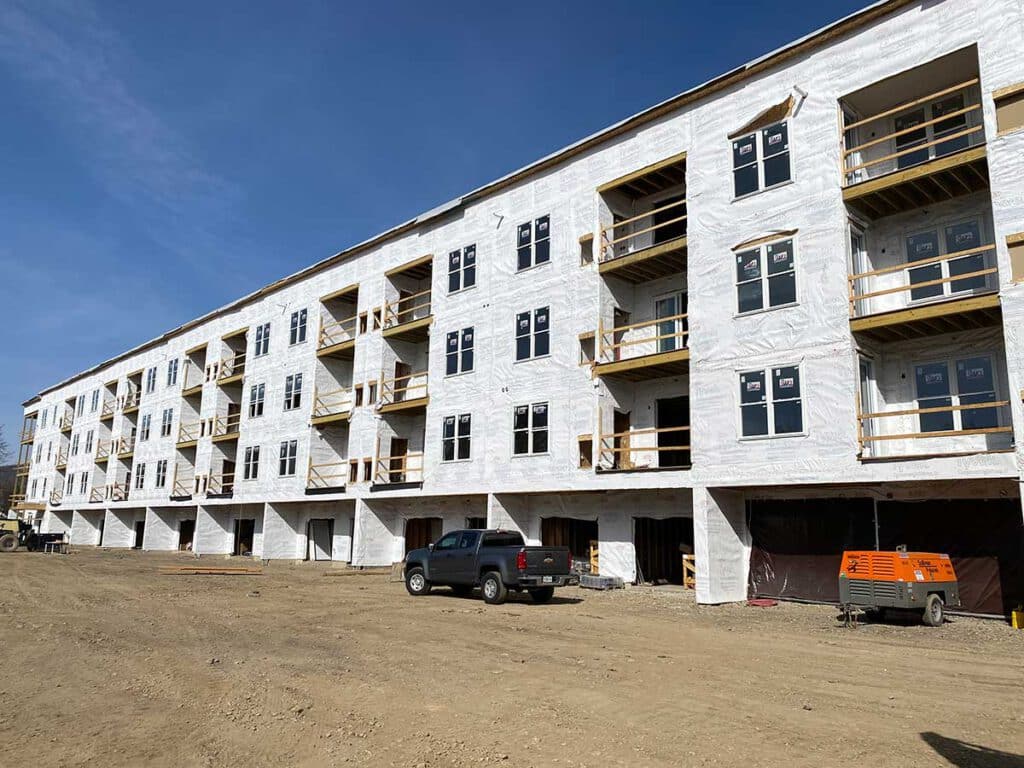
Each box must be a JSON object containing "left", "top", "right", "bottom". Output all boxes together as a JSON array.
[
  {"left": 427, "top": 531, "right": 461, "bottom": 582},
  {"left": 452, "top": 530, "right": 481, "bottom": 584}
]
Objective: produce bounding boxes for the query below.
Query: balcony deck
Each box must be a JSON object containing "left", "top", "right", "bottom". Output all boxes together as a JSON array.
[
  {"left": 381, "top": 288, "right": 432, "bottom": 342},
  {"left": 593, "top": 314, "right": 689, "bottom": 381},
  {"left": 849, "top": 292, "right": 1001, "bottom": 342}
]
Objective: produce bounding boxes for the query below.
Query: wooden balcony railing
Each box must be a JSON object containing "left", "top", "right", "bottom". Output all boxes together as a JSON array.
[
  {"left": 55, "top": 447, "right": 68, "bottom": 468},
  {"left": 120, "top": 390, "right": 141, "bottom": 412},
  {"left": 599, "top": 197, "right": 687, "bottom": 263},
  {"left": 383, "top": 288, "right": 432, "bottom": 329},
  {"left": 597, "top": 313, "right": 688, "bottom": 364},
  {"left": 211, "top": 413, "right": 241, "bottom": 439},
  {"left": 216, "top": 352, "right": 246, "bottom": 382},
  {"left": 88, "top": 487, "right": 105, "bottom": 503},
  {"left": 312, "top": 387, "right": 353, "bottom": 420},
  {"left": 15, "top": 461, "right": 30, "bottom": 476},
  {"left": 848, "top": 244, "right": 997, "bottom": 317},
  {"left": 95, "top": 440, "right": 111, "bottom": 461},
  {"left": 59, "top": 413, "right": 74, "bottom": 432},
  {"left": 98, "top": 397, "right": 116, "bottom": 419},
  {"left": 318, "top": 314, "right": 358, "bottom": 350},
  {"left": 206, "top": 472, "right": 235, "bottom": 496},
  {"left": 104, "top": 483, "right": 128, "bottom": 502},
  {"left": 374, "top": 452, "right": 424, "bottom": 484},
  {"left": 857, "top": 400, "right": 1013, "bottom": 457},
  {"left": 597, "top": 425, "right": 691, "bottom": 470},
  {"left": 307, "top": 460, "right": 348, "bottom": 489},
  {"left": 115, "top": 436, "right": 135, "bottom": 457},
  {"left": 379, "top": 371, "right": 428, "bottom": 407},
  {"left": 177, "top": 420, "right": 204, "bottom": 444},
  {"left": 20, "top": 426, "right": 36, "bottom": 444},
  {"left": 50, "top": 490, "right": 63, "bottom": 506},
  {"left": 842, "top": 78, "right": 983, "bottom": 185},
  {"left": 9, "top": 493, "right": 26, "bottom": 505},
  {"left": 182, "top": 361, "right": 205, "bottom": 392},
  {"left": 171, "top": 463, "right": 196, "bottom": 497}
]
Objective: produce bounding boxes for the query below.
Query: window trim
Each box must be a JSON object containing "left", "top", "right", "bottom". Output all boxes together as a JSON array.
[
  {"left": 445, "top": 327, "right": 476, "bottom": 377},
  {"left": 734, "top": 236, "right": 800, "bottom": 317},
  {"left": 254, "top": 322, "right": 271, "bottom": 358},
  {"left": 441, "top": 413, "right": 473, "bottom": 463},
  {"left": 514, "top": 307, "right": 551, "bottom": 363},
  {"left": 731, "top": 120, "right": 794, "bottom": 202},
  {"left": 289, "top": 308, "right": 308, "bottom": 346},
  {"left": 283, "top": 373, "right": 304, "bottom": 412},
  {"left": 249, "top": 382, "right": 266, "bottom": 419},
  {"left": 278, "top": 439, "right": 298, "bottom": 477},
  {"left": 155, "top": 459, "right": 168, "bottom": 489},
  {"left": 243, "top": 445, "right": 261, "bottom": 481},
  {"left": 447, "top": 244, "right": 478, "bottom": 295},
  {"left": 515, "top": 215, "right": 551, "bottom": 273},
  {"left": 736, "top": 363, "right": 808, "bottom": 441}
]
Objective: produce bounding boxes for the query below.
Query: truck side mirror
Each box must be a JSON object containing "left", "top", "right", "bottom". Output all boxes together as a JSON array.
[{"left": 428, "top": 543, "right": 434, "bottom": 551}]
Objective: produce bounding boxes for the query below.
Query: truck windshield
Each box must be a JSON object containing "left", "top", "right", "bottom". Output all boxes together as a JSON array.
[{"left": 481, "top": 532, "right": 525, "bottom": 548}]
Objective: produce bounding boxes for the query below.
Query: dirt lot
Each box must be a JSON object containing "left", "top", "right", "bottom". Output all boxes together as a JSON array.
[{"left": 1, "top": 549, "right": 1022, "bottom": 768}]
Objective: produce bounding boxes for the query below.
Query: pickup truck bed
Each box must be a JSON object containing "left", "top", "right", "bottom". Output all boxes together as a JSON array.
[{"left": 404, "top": 529, "right": 579, "bottom": 605}]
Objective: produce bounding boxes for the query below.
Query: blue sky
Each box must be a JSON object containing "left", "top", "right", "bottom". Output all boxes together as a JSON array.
[{"left": 0, "top": 0, "right": 868, "bottom": 453}]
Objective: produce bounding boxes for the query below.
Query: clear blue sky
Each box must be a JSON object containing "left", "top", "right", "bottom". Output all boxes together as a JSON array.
[{"left": 0, "top": 0, "right": 867, "bottom": 453}]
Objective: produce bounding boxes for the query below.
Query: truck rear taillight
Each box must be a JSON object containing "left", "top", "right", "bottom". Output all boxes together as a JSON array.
[{"left": 516, "top": 549, "right": 527, "bottom": 571}]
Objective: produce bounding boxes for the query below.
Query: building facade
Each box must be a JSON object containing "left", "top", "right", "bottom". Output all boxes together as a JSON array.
[{"left": 11, "top": 0, "right": 1024, "bottom": 614}]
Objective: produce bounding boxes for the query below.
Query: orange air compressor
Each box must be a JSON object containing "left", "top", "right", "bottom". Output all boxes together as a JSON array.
[{"left": 839, "top": 548, "right": 960, "bottom": 626}]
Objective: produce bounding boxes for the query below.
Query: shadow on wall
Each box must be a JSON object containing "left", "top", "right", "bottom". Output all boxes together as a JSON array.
[{"left": 921, "top": 732, "right": 1024, "bottom": 768}]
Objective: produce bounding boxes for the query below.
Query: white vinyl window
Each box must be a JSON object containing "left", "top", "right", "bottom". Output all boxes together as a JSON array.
[
  {"left": 145, "top": 367, "right": 157, "bottom": 394},
  {"left": 732, "top": 121, "right": 791, "bottom": 198},
  {"left": 739, "top": 365, "right": 804, "bottom": 438},
  {"left": 278, "top": 440, "right": 297, "bottom": 477},
  {"left": 448, "top": 245, "right": 477, "bottom": 293},
  {"left": 284, "top": 374, "right": 303, "bottom": 411},
  {"left": 135, "top": 464, "right": 146, "bottom": 490},
  {"left": 249, "top": 383, "right": 266, "bottom": 418},
  {"left": 79, "top": 472, "right": 88, "bottom": 495},
  {"left": 167, "top": 358, "right": 179, "bottom": 387},
  {"left": 76, "top": 395, "right": 84, "bottom": 417},
  {"left": 70, "top": 433, "right": 80, "bottom": 456},
  {"left": 161, "top": 408, "right": 173, "bottom": 438},
  {"left": 290, "top": 309, "right": 307, "bottom": 345},
  {"left": 90, "top": 390, "right": 100, "bottom": 413},
  {"left": 155, "top": 460, "right": 167, "bottom": 489},
  {"left": 442, "top": 414, "right": 472, "bottom": 462},
  {"left": 736, "top": 238, "right": 797, "bottom": 314},
  {"left": 914, "top": 356, "right": 999, "bottom": 434},
  {"left": 244, "top": 446, "right": 260, "bottom": 480},
  {"left": 445, "top": 327, "right": 475, "bottom": 376},
  {"left": 515, "top": 307, "right": 550, "bottom": 361},
  {"left": 139, "top": 414, "right": 151, "bottom": 442},
  {"left": 84, "top": 429, "right": 94, "bottom": 454},
  {"left": 254, "top": 323, "right": 271, "bottom": 357},
  {"left": 516, "top": 215, "right": 550, "bottom": 271},
  {"left": 512, "top": 402, "right": 549, "bottom": 455}
]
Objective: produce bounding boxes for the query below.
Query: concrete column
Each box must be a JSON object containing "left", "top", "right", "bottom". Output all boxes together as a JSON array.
[
  {"left": 351, "top": 498, "right": 398, "bottom": 567},
  {"left": 693, "top": 486, "right": 750, "bottom": 604},
  {"left": 194, "top": 505, "right": 232, "bottom": 555}
]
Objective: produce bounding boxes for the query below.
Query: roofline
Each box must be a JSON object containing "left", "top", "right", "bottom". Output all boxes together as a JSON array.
[{"left": 28, "top": 0, "right": 916, "bottom": 404}]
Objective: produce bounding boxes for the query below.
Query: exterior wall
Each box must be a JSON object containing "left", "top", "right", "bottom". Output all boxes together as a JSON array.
[
  {"left": 144, "top": 506, "right": 197, "bottom": 551},
  {"left": 70, "top": 509, "right": 104, "bottom": 546},
  {"left": 15, "top": 0, "right": 1024, "bottom": 597}
]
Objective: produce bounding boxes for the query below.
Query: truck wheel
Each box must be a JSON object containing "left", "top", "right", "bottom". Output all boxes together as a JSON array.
[
  {"left": 922, "top": 594, "right": 944, "bottom": 627},
  {"left": 0, "top": 534, "right": 18, "bottom": 553},
  {"left": 405, "top": 567, "right": 431, "bottom": 597},
  {"left": 529, "top": 587, "right": 555, "bottom": 604},
  {"left": 481, "top": 572, "right": 508, "bottom": 605}
]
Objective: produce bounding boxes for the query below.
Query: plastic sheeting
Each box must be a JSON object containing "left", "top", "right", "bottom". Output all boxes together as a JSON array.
[{"left": 748, "top": 497, "right": 1024, "bottom": 615}]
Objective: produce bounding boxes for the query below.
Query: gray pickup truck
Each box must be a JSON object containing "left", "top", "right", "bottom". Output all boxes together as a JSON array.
[{"left": 404, "top": 529, "right": 579, "bottom": 604}]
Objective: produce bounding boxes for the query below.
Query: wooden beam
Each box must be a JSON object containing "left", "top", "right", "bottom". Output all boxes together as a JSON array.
[
  {"left": 842, "top": 145, "right": 987, "bottom": 202},
  {"left": 320, "top": 282, "right": 359, "bottom": 303},
  {"left": 385, "top": 253, "right": 434, "bottom": 278},
  {"left": 597, "top": 151, "right": 687, "bottom": 194},
  {"left": 849, "top": 292, "right": 1001, "bottom": 334}
]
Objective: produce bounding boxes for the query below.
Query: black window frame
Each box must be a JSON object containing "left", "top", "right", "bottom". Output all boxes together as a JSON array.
[
  {"left": 278, "top": 440, "right": 297, "bottom": 477},
  {"left": 514, "top": 307, "right": 550, "bottom": 362},
  {"left": 442, "top": 413, "right": 472, "bottom": 462},
  {"left": 739, "top": 365, "right": 804, "bottom": 438},
  {"left": 512, "top": 402, "right": 549, "bottom": 456},
  {"left": 445, "top": 327, "right": 475, "bottom": 376},
  {"left": 289, "top": 308, "right": 308, "bottom": 345},
  {"left": 732, "top": 120, "right": 791, "bottom": 199},
  {"left": 284, "top": 373, "right": 303, "bottom": 411},
  {"left": 516, "top": 215, "right": 551, "bottom": 272},
  {"left": 447, "top": 244, "right": 477, "bottom": 294}
]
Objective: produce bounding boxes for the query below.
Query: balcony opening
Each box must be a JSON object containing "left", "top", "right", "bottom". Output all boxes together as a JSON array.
[
  {"left": 840, "top": 46, "right": 987, "bottom": 218},
  {"left": 405, "top": 517, "right": 442, "bottom": 554},
  {"left": 595, "top": 293, "right": 689, "bottom": 379},
  {"left": 178, "top": 519, "right": 195, "bottom": 551},
  {"left": 383, "top": 255, "right": 433, "bottom": 341},
  {"left": 596, "top": 152, "right": 687, "bottom": 281},
  {"left": 233, "top": 518, "right": 255, "bottom": 556},
  {"left": 634, "top": 517, "right": 693, "bottom": 586},
  {"left": 318, "top": 283, "right": 359, "bottom": 359},
  {"left": 182, "top": 344, "right": 207, "bottom": 394},
  {"left": 216, "top": 328, "right": 248, "bottom": 384},
  {"left": 541, "top": 517, "right": 598, "bottom": 569},
  {"left": 307, "top": 424, "right": 348, "bottom": 492}
]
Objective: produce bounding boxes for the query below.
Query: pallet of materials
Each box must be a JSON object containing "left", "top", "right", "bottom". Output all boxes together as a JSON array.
[
  {"left": 158, "top": 565, "right": 263, "bottom": 576},
  {"left": 580, "top": 574, "right": 624, "bottom": 590}
]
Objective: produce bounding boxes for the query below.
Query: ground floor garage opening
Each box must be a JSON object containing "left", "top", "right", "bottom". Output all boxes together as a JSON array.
[
  {"left": 132, "top": 520, "right": 145, "bottom": 549},
  {"left": 748, "top": 493, "right": 1024, "bottom": 615},
  {"left": 541, "top": 517, "right": 598, "bottom": 563},
  {"left": 404, "top": 517, "right": 442, "bottom": 554},
  {"left": 634, "top": 517, "right": 693, "bottom": 585}
]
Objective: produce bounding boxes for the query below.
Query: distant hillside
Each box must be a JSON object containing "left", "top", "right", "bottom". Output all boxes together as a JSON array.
[{"left": 0, "top": 465, "right": 15, "bottom": 512}]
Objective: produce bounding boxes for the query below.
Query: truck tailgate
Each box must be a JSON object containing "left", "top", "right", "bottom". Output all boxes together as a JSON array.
[{"left": 522, "top": 547, "right": 572, "bottom": 575}]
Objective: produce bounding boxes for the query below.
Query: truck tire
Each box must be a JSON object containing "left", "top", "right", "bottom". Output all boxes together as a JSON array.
[
  {"left": 922, "top": 594, "right": 944, "bottom": 627},
  {"left": 480, "top": 571, "right": 508, "bottom": 605},
  {"left": 529, "top": 587, "right": 555, "bottom": 604},
  {"left": 0, "top": 533, "right": 18, "bottom": 553},
  {"left": 405, "top": 566, "right": 431, "bottom": 597}
]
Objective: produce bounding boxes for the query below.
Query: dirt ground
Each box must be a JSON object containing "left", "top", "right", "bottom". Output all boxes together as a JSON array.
[{"left": 1, "top": 549, "right": 1022, "bottom": 768}]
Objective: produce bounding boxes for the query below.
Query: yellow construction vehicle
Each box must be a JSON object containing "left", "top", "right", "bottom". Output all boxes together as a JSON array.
[{"left": 0, "top": 518, "right": 41, "bottom": 552}]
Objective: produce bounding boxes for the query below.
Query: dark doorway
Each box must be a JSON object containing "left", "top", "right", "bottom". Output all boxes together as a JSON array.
[
  {"left": 97, "top": 517, "right": 105, "bottom": 546},
  {"left": 634, "top": 517, "right": 693, "bottom": 585},
  {"left": 653, "top": 195, "right": 687, "bottom": 244},
  {"left": 234, "top": 519, "right": 255, "bottom": 557},
  {"left": 132, "top": 520, "right": 145, "bottom": 549},
  {"left": 611, "top": 309, "right": 629, "bottom": 362},
  {"left": 394, "top": 361, "right": 412, "bottom": 403},
  {"left": 405, "top": 517, "right": 443, "bottom": 554},
  {"left": 656, "top": 396, "right": 690, "bottom": 468},
  {"left": 541, "top": 517, "right": 598, "bottom": 562},
  {"left": 178, "top": 519, "right": 195, "bottom": 551},
  {"left": 613, "top": 411, "right": 631, "bottom": 469},
  {"left": 466, "top": 516, "right": 487, "bottom": 529},
  {"left": 389, "top": 438, "right": 409, "bottom": 483},
  {"left": 308, "top": 519, "right": 333, "bottom": 561},
  {"left": 222, "top": 460, "right": 236, "bottom": 496}
]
